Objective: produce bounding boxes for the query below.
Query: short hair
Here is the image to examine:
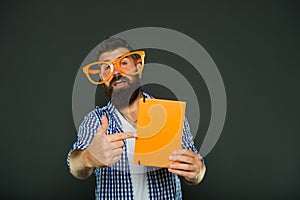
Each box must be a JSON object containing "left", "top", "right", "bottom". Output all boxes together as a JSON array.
[{"left": 97, "top": 37, "right": 133, "bottom": 59}]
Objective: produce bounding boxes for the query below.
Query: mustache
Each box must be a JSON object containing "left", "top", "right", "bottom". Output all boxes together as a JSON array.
[{"left": 109, "top": 74, "right": 130, "bottom": 87}]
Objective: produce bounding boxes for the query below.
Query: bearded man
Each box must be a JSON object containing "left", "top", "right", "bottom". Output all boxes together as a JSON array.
[{"left": 67, "top": 37, "right": 206, "bottom": 200}]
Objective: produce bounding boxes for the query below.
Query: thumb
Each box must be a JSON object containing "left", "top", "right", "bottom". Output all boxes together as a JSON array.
[{"left": 98, "top": 115, "right": 108, "bottom": 134}]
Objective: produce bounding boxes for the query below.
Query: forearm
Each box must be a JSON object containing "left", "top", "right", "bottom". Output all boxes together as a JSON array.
[{"left": 69, "top": 149, "right": 94, "bottom": 180}]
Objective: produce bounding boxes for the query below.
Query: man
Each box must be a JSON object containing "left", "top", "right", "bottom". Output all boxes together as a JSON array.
[{"left": 67, "top": 37, "right": 206, "bottom": 199}]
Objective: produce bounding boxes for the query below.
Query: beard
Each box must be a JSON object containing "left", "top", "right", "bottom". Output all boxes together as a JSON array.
[{"left": 103, "top": 74, "right": 141, "bottom": 109}]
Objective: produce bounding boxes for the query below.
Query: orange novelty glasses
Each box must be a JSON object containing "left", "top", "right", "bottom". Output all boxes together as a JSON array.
[{"left": 82, "top": 51, "right": 145, "bottom": 85}]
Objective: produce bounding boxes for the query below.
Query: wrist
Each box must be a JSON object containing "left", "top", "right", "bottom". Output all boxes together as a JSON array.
[
  {"left": 81, "top": 149, "right": 107, "bottom": 169},
  {"left": 81, "top": 149, "right": 95, "bottom": 169},
  {"left": 185, "top": 157, "right": 206, "bottom": 184},
  {"left": 195, "top": 163, "right": 206, "bottom": 183}
]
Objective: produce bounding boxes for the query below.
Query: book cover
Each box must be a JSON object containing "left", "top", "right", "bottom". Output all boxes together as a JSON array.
[{"left": 134, "top": 98, "right": 186, "bottom": 168}]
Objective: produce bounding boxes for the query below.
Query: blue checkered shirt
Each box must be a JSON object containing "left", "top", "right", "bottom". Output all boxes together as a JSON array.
[{"left": 67, "top": 92, "right": 200, "bottom": 200}]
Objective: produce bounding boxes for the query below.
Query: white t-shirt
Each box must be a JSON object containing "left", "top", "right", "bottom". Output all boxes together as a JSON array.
[{"left": 116, "top": 110, "right": 150, "bottom": 200}]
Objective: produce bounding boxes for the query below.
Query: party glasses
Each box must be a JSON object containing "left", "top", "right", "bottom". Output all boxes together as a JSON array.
[{"left": 82, "top": 51, "right": 145, "bottom": 85}]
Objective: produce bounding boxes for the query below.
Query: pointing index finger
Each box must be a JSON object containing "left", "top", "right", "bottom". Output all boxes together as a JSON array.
[{"left": 107, "top": 132, "right": 137, "bottom": 142}]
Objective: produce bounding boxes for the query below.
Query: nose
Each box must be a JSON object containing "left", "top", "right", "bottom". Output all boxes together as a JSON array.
[{"left": 112, "top": 62, "right": 121, "bottom": 74}]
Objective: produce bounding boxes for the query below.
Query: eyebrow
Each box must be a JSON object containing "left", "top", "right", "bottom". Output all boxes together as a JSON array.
[{"left": 101, "top": 55, "right": 119, "bottom": 62}]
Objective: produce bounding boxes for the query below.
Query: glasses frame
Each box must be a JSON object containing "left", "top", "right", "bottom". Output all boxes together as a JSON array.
[{"left": 82, "top": 50, "right": 145, "bottom": 85}]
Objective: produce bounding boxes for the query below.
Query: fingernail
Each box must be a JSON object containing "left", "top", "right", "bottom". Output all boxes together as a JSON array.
[
  {"left": 169, "top": 156, "right": 173, "bottom": 160},
  {"left": 134, "top": 133, "right": 138, "bottom": 137}
]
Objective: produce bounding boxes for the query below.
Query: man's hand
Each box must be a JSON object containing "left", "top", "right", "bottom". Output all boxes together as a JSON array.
[
  {"left": 168, "top": 149, "right": 206, "bottom": 184},
  {"left": 69, "top": 115, "right": 136, "bottom": 179},
  {"left": 84, "top": 115, "right": 136, "bottom": 168}
]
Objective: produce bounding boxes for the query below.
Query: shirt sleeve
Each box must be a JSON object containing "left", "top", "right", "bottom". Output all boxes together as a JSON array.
[
  {"left": 181, "top": 117, "right": 206, "bottom": 166},
  {"left": 181, "top": 117, "right": 198, "bottom": 152},
  {"left": 66, "top": 110, "right": 102, "bottom": 167}
]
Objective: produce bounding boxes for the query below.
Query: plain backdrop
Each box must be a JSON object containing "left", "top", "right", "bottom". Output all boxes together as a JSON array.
[{"left": 0, "top": 1, "right": 299, "bottom": 199}]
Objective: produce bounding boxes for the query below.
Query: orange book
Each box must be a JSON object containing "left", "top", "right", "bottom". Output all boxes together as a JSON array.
[{"left": 134, "top": 97, "right": 186, "bottom": 168}]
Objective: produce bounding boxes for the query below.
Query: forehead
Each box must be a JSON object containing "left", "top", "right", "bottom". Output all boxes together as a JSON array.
[{"left": 98, "top": 47, "right": 130, "bottom": 62}]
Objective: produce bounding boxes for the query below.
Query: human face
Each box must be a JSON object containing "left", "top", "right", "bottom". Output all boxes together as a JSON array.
[
  {"left": 99, "top": 48, "right": 142, "bottom": 108},
  {"left": 99, "top": 47, "right": 142, "bottom": 90}
]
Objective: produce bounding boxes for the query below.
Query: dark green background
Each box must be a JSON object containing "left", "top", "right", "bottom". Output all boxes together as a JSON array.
[{"left": 1, "top": 0, "right": 299, "bottom": 199}]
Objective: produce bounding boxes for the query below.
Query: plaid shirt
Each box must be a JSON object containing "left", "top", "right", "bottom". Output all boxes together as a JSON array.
[{"left": 67, "top": 92, "right": 200, "bottom": 200}]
